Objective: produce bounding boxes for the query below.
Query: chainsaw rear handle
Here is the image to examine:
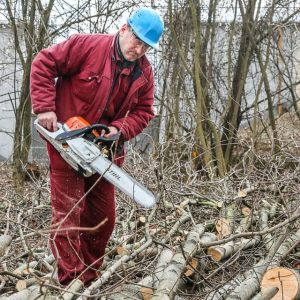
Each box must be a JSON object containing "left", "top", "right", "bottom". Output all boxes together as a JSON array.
[
  {"left": 55, "top": 124, "right": 110, "bottom": 141},
  {"left": 94, "top": 132, "right": 121, "bottom": 143}
]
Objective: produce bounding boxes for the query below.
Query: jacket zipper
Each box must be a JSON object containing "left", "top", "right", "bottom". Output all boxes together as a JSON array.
[{"left": 98, "top": 67, "right": 120, "bottom": 123}]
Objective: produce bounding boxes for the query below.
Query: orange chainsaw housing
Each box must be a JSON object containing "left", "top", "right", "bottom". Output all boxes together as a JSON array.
[{"left": 64, "top": 116, "right": 100, "bottom": 137}]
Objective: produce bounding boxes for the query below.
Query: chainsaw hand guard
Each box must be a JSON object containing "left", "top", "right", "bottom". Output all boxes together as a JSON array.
[{"left": 55, "top": 124, "right": 110, "bottom": 141}]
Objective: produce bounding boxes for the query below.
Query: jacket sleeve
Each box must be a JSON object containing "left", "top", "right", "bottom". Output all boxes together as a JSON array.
[
  {"left": 30, "top": 35, "right": 91, "bottom": 114},
  {"left": 110, "top": 71, "right": 155, "bottom": 142}
]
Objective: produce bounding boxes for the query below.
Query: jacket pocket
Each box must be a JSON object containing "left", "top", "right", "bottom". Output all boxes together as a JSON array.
[{"left": 72, "top": 70, "right": 100, "bottom": 103}]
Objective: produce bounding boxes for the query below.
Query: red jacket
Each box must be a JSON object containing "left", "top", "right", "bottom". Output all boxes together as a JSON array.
[{"left": 30, "top": 34, "right": 155, "bottom": 142}]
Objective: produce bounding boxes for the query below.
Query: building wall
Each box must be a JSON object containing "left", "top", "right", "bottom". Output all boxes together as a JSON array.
[
  {"left": 1, "top": 23, "right": 300, "bottom": 162},
  {"left": 0, "top": 24, "right": 158, "bottom": 163},
  {"left": 0, "top": 24, "right": 49, "bottom": 163},
  {"left": 0, "top": 24, "right": 22, "bottom": 161}
]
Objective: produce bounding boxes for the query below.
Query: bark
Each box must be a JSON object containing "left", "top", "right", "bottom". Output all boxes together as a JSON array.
[
  {"left": 188, "top": 0, "right": 214, "bottom": 174},
  {"left": 207, "top": 236, "right": 260, "bottom": 261},
  {"left": 0, "top": 285, "right": 49, "bottom": 300},
  {"left": 106, "top": 249, "right": 173, "bottom": 299},
  {"left": 269, "top": 228, "right": 300, "bottom": 268},
  {"left": 13, "top": 261, "right": 39, "bottom": 276},
  {"left": 238, "top": 0, "right": 280, "bottom": 154},
  {"left": 8, "top": 0, "right": 55, "bottom": 189},
  {"left": 0, "top": 235, "right": 12, "bottom": 256},
  {"left": 61, "top": 279, "right": 84, "bottom": 300},
  {"left": 258, "top": 207, "right": 275, "bottom": 251},
  {"left": 103, "top": 214, "right": 193, "bottom": 299},
  {"left": 12, "top": 254, "right": 54, "bottom": 276},
  {"left": 225, "top": 228, "right": 300, "bottom": 300},
  {"left": 152, "top": 224, "right": 205, "bottom": 300},
  {"left": 251, "top": 287, "right": 279, "bottom": 300},
  {"left": 221, "top": 0, "right": 256, "bottom": 166},
  {"left": 205, "top": 275, "right": 244, "bottom": 300},
  {"left": 16, "top": 278, "right": 38, "bottom": 291},
  {"left": 78, "top": 238, "right": 154, "bottom": 299}
]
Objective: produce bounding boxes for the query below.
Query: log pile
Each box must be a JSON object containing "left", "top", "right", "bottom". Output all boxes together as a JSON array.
[{"left": 1, "top": 146, "right": 300, "bottom": 299}]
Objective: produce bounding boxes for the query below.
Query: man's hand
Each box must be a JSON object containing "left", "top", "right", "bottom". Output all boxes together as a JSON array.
[
  {"left": 103, "top": 126, "right": 119, "bottom": 138},
  {"left": 37, "top": 111, "right": 58, "bottom": 131}
]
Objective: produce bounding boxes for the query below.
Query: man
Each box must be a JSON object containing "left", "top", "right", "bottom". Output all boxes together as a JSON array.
[{"left": 30, "top": 7, "right": 164, "bottom": 286}]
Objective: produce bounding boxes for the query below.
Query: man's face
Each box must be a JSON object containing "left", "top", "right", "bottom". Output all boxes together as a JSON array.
[{"left": 119, "top": 24, "right": 150, "bottom": 61}]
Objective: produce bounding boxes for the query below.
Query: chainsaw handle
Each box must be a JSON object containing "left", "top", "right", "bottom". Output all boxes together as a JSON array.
[
  {"left": 55, "top": 124, "right": 110, "bottom": 141},
  {"left": 94, "top": 132, "right": 121, "bottom": 144}
]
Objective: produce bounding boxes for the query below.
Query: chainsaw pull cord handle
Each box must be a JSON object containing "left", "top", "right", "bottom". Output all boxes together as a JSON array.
[{"left": 55, "top": 124, "right": 110, "bottom": 141}]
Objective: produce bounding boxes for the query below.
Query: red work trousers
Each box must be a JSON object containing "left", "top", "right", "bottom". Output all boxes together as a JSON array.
[{"left": 47, "top": 144, "right": 115, "bottom": 286}]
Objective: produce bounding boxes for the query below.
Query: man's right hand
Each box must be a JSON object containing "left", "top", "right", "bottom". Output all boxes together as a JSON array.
[{"left": 37, "top": 111, "right": 58, "bottom": 131}]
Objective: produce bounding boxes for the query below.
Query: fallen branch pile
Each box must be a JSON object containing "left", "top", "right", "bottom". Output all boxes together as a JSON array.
[{"left": 1, "top": 138, "right": 300, "bottom": 299}]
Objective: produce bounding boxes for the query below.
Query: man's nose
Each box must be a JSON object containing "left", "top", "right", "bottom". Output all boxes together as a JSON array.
[{"left": 135, "top": 45, "right": 145, "bottom": 55}]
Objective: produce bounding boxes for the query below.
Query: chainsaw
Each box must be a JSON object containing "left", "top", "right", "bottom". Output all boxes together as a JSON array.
[{"left": 34, "top": 116, "right": 156, "bottom": 208}]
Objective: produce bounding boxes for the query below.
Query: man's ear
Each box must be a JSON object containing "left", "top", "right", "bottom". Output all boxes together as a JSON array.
[{"left": 119, "top": 24, "right": 128, "bottom": 37}]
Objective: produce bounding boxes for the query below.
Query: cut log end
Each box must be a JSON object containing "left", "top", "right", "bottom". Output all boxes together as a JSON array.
[
  {"left": 15, "top": 280, "right": 27, "bottom": 292},
  {"left": 261, "top": 267, "right": 300, "bottom": 300},
  {"left": 207, "top": 247, "right": 223, "bottom": 262},
  {"left": 139, "top": 287, "right": 153, "bottom": 300},
  {"left": 184, "top": 258, "right": 199, "bottom": 278}
]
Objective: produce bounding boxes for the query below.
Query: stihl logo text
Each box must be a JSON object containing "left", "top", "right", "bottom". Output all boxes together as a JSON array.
[{"left": 108, "top": 170, "right": 121, "bottom": 180}]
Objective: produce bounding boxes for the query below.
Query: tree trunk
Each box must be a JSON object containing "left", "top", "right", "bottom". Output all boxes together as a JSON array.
[
  {"left": 12, "top": 66, "right": 32, "bottom": 189},
  {"left": 221, "top": 0, "right": 256, "bottom": 166}
]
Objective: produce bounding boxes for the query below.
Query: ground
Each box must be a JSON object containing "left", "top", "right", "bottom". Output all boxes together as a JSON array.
[{"left": 0, "top": 111, "right": 300, "bottom": 299}]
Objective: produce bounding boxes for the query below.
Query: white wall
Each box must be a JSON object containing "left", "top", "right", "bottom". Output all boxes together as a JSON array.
[{"left": 0, "top": 24, "right": 22, "bottom": 161}]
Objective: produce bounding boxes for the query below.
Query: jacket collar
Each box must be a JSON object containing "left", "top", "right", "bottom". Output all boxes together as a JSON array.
[{"left": 111, "top": 34, "right": 136, "bottom": 75}]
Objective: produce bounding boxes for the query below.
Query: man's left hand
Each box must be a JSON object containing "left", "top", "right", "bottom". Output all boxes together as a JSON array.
[{"left": 103, "top": 126, "right": 119, "bottom": 138}]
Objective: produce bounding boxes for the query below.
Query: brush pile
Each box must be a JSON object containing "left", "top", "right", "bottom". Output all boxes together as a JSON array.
[{"left": 1, "top": 114, "right": 300, "bottom": 300}]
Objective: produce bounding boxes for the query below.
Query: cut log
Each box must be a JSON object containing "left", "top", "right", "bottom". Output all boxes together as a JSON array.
[
  {"left": 0, "top": 275, "right": 5, "bottom": 293},
  {"left": 207, "top": 241, "right": 234, "bottom": 261},
  {"left": 105, "top": 248, "right": 174, "bottom": 299},
  {"left": 258, "top": 207, "right": 274, "bottom": 251},
  {"left": 270, "top": 228, "right": 300, "bottom": 268},
  {"left": 152, "top": 224, "right": 205, "bottom": 300},
  {"left": 135, "top": 246, "right": 158, "bottom": 260},
  {"left": 78, "top": 238, "right": 154, "bottom": 299},
  {"left": 224, "top": 228, "right": 298, "bottom": 300},
  {"left": 13, "top": 261, "right": 39, "bottom": 276},
  {"left": 0, "top": 235, "right": 12, "bottom": 256},
  {"left": 215, "top": 218, "right": 232, "bottom": 239},
  {"left": 0, "top": 285, "right": 45, "bottom": 300},
  {"left": 252, "top": 287, "right": 279, "bottom": 300},
  {"left": 106, "top": 226, "right": 201, "bottom": 300},
  {"left": 261, "top": 267, "right": 300, "bottom": 300},
  {"left": 184, "top": 257, "right": 199, "bottom": 278},
  {"left": 115, "top": 245, "right": 128, "bottom": 256},
  {"left": 140, "top": 287, "right": 153, "bottom": 300},
  {"left": 137, "top": 215, "right": 146, "bottom": 227},
  {"left": 16, "top": 272, "right": 59, "bottom": 293},
  {"left": 16, "top": 278, "right": 38, "bottom": 292},
  {"left": 207, "top": 237, "right": 260, "bottom": 261},
  {"left": 199, "top": 232, "right": 217, "bottom": 244},
  {"left": 205, "top": 274, "right": 244, "bottom": 300},
  {"left": 62, "top": 278, "right": 84, "bottom": 300},
  {"left": 139, "top": 248, "right": 173, "bottom": 287},
  {"left": 39, "top": 254, "right": 55, "bottom": 272}
]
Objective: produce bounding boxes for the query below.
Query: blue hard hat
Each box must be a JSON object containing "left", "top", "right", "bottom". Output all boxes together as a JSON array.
[{"left": 128, "top": 7, "right": 164, "bottom": 50}]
